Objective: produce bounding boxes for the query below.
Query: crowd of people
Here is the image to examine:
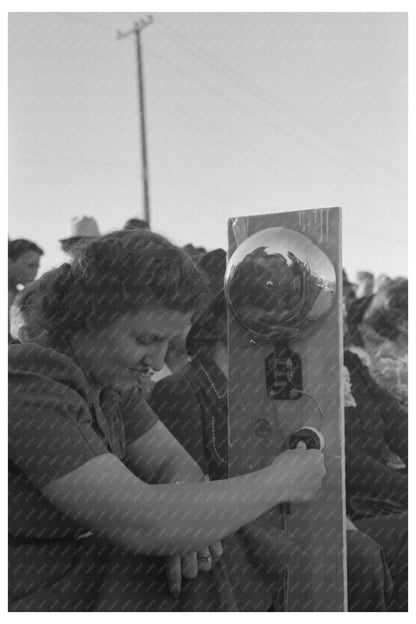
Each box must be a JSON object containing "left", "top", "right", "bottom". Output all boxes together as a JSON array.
[{"left": 8, "top": 216, "right": 408, "bottom": 611}]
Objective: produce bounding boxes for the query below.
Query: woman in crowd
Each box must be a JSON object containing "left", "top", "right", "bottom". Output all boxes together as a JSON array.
[
  {"left": 346, "top": 278, "right": 408, "bottom": 406},
  {"left": 343, "top": 348, "right": 407, "bottom": 518},
  {"left": 150, "top": 249, "right": 229, "bottom": 483},
  {"left": 151, "top": 250, "right": 408, "bottom": 611},
  {"left": 343, "top": 332, "right": 408, "bottom": 610},
  {"left": 343, "top": 279, "right": 408, "bottom": 517},
  {"left": 9, "top": 230, "right": 325, "bottom": 611}
]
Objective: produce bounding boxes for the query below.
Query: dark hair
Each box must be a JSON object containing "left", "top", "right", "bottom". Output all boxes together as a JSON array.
[
  {"left": 123, "top": 218, "right": 150, "bottom": 231},
  {"left": 8, "top": 239, "right": 44, "bottom": 261},
  {"left": 362, "top": 278, "right": 408, "bottom": 340},
  {"left": 34, "top": 230, "right": 206, "bottom": 337},
  {"left": 344, "top": 295, "right": 373, "bottom": 347},
  {"left": 186, "top": 294, "right": 227, "bottom": 358},
  {"left": 182, "top": 244, "right": 207, "bottom": 263},
  {"left": 356, "top": 271, "right": 374, "bottom": 281}
]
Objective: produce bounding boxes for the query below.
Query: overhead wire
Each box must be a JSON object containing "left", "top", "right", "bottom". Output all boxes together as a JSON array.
[
  {"left": 149, "top": 100, "right": 378, "bottom": 209},
  {"left": 52, "top": 12, "right": 115, "bottom": 32},
  {"left": 151, "top": 17, "right": 404, "bottom": 182},
  {"left": 13, "top": 147, "right": 406, "bottom": 245},
  {"left": 143, "top": 35, "right": 405, "bottom": 202},
  {"left": 29, "top": 12, "right": 406, "bottom": 229},
  {"left": 10, "top": 154, "right": 138, "bottom": 174},
  {"left": 48, "top": 12, "right": 404, "bottom": 199}
]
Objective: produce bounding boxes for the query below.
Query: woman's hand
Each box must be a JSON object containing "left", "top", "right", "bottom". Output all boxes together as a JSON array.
[
  {"left": 166, "top": 473, "right": 223, "bottom": 598},
  {"left": 272, "top": 446, "right": 326, "bottom": 503},
  {"left": 166, "top": 541, "right": 223, "bottom": 598}
]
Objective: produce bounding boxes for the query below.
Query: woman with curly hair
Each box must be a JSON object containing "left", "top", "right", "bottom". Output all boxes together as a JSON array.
[{"left": 9, "top": 230, "right": 325, "bottom": 611}]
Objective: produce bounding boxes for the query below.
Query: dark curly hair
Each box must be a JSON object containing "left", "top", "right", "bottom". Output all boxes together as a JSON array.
[
  {"left": 34, "top": 230, "right": 206, "bottom": 337},
  {"left": 345, "top": 295, "right": 374, "bottom": 347},
  {"left": 185, "top": 293, "right": 227, "bottom": 358},
  {"left": 9, "top": 239, "right": 44, "bottom": 261},
  {"left": 362, "top": 278, "right": 408, "bottom": 341}
]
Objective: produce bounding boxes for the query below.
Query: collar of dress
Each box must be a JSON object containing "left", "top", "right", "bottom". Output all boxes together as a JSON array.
[{"left": 193, "top": 355, "right": 227, "bottom": 401}]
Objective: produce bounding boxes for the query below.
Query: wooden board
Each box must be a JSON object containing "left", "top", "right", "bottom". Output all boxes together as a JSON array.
[{"left": 227, "top": 207, "right": 347, "bottom": 611}]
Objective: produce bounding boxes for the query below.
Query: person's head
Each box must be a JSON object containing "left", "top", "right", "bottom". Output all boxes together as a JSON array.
[
  {"left": 9, "top": 281, "right": 45, "bottom": 343},
  {"left": 60, "top": 216, "right": 100, "bottom": 259},
  {"left": 123, "top": 218, "right": 150, "bottom": 231},
  {"left": 8, "top": 239, "right": 44, "bottom": 286},
  {"left": 186, "top": 249, "right": 227, "bottom": 360},
  {"left": 60, "top": 237, "right": 95, "bottom": 259},
  {"left": 186, "top": 294, "right": 227, "bottom": 360},
  {"left": 355, "top": 271, "right": 374, "bottom": 298},
  {"left": 183, "top": 243, "right": 207, "bottom": 264},
  {"left": 345, "top": 295, "right": 373, "bottom": 347},
  {"left": 34, "top": 230, "right": 206, "bottom": 391},
  {"left": 342, "top": 269, "right": 357, "bottom": 313},
  {"left": 375, "top": 273, "right": 392, "bottom": 292},
  {"left": 361, "top": 278, "right": 408, "bottom": 342}
]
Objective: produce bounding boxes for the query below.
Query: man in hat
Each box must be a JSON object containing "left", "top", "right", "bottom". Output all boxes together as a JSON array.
[{"left": 60, "top": 216, "right": 101, "bottom": 259}]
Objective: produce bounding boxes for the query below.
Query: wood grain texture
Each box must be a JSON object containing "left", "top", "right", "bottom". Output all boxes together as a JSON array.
[{"left": 227, "top": 207, "right": 347, "bottom": 611}]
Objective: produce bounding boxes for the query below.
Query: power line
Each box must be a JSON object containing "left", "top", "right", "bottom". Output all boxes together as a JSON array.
[
  {"left": 10, "top": 153, "right": 138, "bottom": 174},
  {"left": 10, "top": 151, "right": 406, "bottom": 243},
  {"left": 52, "top": 12, "right": 114, "bottom": 32},
  {"left": 149, "top": 101, "right": 355, "bottom": 204},
  {"left": 143, "top": 40, "right": 405, "bottom": 199},
  {"left": 45, "top": 13, "right": 404, "bottom": 194},
  {"left": 149, "top": 90, "right": 405, "bottom": 211},
  {"left": 30, "top": 13, "right": 406, "bottom": 208},
  {"left": 152, "top": 18, "right": 404, "bottom": 182}
]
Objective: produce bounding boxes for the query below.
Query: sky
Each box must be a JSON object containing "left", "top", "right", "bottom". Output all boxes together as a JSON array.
[{"left": 8, "top": 11, "right": 408, "bottom": 280}]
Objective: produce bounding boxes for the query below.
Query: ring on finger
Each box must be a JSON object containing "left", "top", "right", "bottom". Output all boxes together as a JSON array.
[{"left": 197, "top": 554, "right": 212, "bottom": 563}]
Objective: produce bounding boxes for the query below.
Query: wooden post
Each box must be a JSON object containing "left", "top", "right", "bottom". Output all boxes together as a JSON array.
[{"left": 227, "top": 207, "right": 347, "bottom": 611}]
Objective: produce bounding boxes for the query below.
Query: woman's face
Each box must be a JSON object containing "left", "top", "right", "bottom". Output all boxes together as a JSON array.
[{"left": 71, "top": 307, "right": 193, "bottom": 392}]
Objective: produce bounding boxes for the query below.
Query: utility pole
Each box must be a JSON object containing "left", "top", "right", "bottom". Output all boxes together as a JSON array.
[{"left": 117, "top": 15, "right": 153, "bottom": 226}]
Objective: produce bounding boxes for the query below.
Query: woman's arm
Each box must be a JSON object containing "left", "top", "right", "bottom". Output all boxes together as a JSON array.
[
  {"left": 41, "top": 447, "right": 324, "bottom": 557},
  {"left": 125, "top": 421, "right": 205, "bottom": 484},
  {"left": 125, "top": 422, "right": 219, "bottom": 596}
]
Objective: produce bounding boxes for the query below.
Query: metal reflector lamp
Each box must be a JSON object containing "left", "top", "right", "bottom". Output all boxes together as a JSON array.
[
  {"left": 225, "top": 226, "right": 337, "bottom": 402},
  {"left": 224, "top": 226, "right": 336, "bottom": 344}
]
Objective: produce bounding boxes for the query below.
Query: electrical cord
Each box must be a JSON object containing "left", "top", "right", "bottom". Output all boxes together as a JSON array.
[{"left": 288, "top": 388, "right": 325, "bottom": 427}]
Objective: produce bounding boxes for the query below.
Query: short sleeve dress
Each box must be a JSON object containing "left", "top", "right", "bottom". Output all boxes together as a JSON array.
[{"left": 8, "top": 335, "right": 158, "bottom": 610}]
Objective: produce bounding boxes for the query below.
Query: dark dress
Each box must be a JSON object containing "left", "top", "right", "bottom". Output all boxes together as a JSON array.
[
  {"left": 150, "top": 356, "right": 295, "bottom": 611},
  {"left": 8, "top": 336, "right": 239, "bottom": 611},
  {"left": 151, "top": 355, "right": 408, "bottom": 611}
]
